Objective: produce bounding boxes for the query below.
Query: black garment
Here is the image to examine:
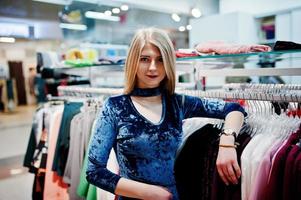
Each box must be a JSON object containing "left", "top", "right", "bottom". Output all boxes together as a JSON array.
[
  {"left": 23, "top": 107, "right": 44, "bottom": 172},
  {"left": 174, "top": 124, "right": 252, "bottom": 200},
  {"left": 32, "top": 153, "right": 47, "bottom": 200},
  {"left": 8, "top": 61, "right": 27, "bottom": 105},
  {"left": 174, "top": 124, "right": 220, "bottom": 200},
  {"left": 210, "top": 131, "right": 252, "bottom": 200},
  {"left": 32, "top": 170, "right": 45, "bottom": 200},
  {"left": 29, "top": 112, "right": 48, "bottom": 199},
  {"left": 273, "top": 41, "right": 301, "bottom": 51},
  {"left": 0, "top": 84, "right": 3, "bottom": 111}
]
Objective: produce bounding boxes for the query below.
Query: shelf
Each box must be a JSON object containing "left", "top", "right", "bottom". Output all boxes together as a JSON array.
[
  {"left": 176, "top": 49, "right": 301, "bottom": 79},
  {"left": 196, "top": 67, "right": 301, "bottom": 77},
  {"left": 54, "top": 64, "right": 124, "bottom": 77},
  {"left": 176, "top": 49, "right": 301, "bottom": 61},
  {"left": 41, "top": 50, "right": 301, "bottom": 80}
]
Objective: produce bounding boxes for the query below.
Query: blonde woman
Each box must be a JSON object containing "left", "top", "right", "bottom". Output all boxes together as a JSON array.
[{"left": 87, "top": 28, "right": 245, "bottom": 200}]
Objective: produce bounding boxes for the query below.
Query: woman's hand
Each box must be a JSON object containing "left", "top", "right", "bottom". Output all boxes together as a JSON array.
[
  {"left": 216, "top": 135, "right": 241, "bottom": 185},
  {"left": 144, "top": 185, "right": 173, "bottom": 200}
]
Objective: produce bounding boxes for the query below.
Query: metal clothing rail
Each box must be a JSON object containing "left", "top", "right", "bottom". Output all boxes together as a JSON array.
[
  {"left": 179, "top": 89, "right": 301, "bottom": 102},
  {"left": 196, "top": 67, "right": 301, "bottom": 77},
  {"left": 58, "top": 85, "right": 301, "bottom": 102},
  {"left": 223, "top": 83, "right": 301, "bottom": 91},
  {"left": 57, "top": 85, "right": 123, "bottom": 97}
]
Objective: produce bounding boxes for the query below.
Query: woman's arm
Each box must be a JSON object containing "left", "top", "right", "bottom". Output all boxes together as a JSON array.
[
  {"left": 115, "top": 178, "right": 172, "bottom": 200},
  {"left": 216, "top": 111, "right": 244, "bottom": 185}
]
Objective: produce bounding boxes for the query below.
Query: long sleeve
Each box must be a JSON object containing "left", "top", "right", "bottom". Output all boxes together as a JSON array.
[
  {"left": 180, "top": 95, "right": 246, "bottom": 119},
  {"left": 86, "top": 99, "right": 121, "bottom": 194}
]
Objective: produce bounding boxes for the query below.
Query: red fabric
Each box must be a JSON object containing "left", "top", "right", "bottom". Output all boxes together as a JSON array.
[
  {"left": 195, "top": 41, "right": 271, "bottom": 55},
  {"left": 224, "top": 99, "right": 246, "bottom": 107},
  {"left": 176, "top": 51, "right": 199, "bottom": 58},
  {"left": 263, "top": 131, "right": 301, "bottom": 199},
  {"left": 287, "top": 109, "right": 301, "bottom": 117}
]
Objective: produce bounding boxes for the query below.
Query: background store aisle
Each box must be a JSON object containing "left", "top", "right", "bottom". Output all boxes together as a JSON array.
[{"left": 0, "top": 105, "right": 36, "bottom": 199}]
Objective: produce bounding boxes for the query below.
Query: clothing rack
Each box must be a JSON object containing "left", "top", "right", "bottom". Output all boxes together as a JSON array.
[
  {"left": 57, "top": 85, "right": 123, "bottom": 97},
  {"left": 58, "top": 84, "right": 301, "bottom": 103},
  {"left": 180, "top": 89, "right": 300, "bottom": 102},
  {"left": 223, "top": 83, "right": 301, "bottom": 91},
  {"left": 177, "top": 83, "right": 301, "bottom": 103}
]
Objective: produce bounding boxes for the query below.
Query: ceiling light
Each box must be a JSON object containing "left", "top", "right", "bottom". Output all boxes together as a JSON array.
[
  {"left": 104, "top": 10, "right": 112, "bottom": 16},
  {"left": 178, "top": 26, "right": 185, "bottom": 32},
  {"left": 171, "top": 13, "right": 181, "bottom": 22},
  {"left": 112, "top": 8, "right": 120, "bottom": 14},
  {"left": 33, "top": 0, "right": 72, "bottom": 5},
  {"left": 59, "top": 23, "right": 87, "bottom": 30},
  {"left": 186, "top": 25, "right": 192, "bottom": 30},
  {"left": 0, "top": 37, "right": 15, "bottom": 43},
  {"left": 85, "top": 11, "right": 120, "bottom": 22},
  {"left": 191, "top": 8, "right": 202, "bottom": 18},
  {"left": 121, "top": 4, "right": 129, "bottom": 11}
]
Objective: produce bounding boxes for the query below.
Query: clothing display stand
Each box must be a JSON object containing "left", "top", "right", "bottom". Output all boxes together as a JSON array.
[{"left": 178, "top": 83, "right": 301, "bottom": 102}]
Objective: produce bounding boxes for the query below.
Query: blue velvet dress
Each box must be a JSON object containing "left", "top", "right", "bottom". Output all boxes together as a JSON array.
[{"left": 86, "top": 90, "right": 245, "bottom": 200}]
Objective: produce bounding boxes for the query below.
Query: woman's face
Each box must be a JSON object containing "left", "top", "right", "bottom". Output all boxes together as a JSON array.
[{"left": 136, "top": 43, "right": 166, "bottom": 88}]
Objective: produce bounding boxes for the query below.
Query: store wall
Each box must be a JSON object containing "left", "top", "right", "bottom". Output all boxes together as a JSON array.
[
  {"left": 220, "top": 0, "right": 301, "bottom": 15},
  {"left": 189, "top": 12, "right": 257, "bottom": 47},
  {"left": 0, "top": 16, "right": 63, "bottom": 40}
]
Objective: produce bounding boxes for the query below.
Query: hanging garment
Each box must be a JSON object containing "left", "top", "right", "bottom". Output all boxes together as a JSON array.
[
  {"left": 282, "top": 144, "right": 301, "bottom": 199},
  {"left": 32, "top": 111, "right": 49, "bottom": 199},
  {"left": 211, "top": 131, "right": 252, "bottom": 200},
  {"left": 248, "top": 139, "right": 283, "bottom": 200},
  {"left": 174, "top": 124, "right": 251, "bottom": 200},
  {"left": 24, "top": 107, "right": 44, "bottom": 171},
  {"left": 52, "top": 102, "right": 83, "bottom": 176},
  {"left": 63, "top": 108, "right": 97, "bottom": 200},
  {"left": 174, "top": 124, "right": 220, "bottom": 200},
  {"left": 43, "top": 106, "right": 70, "bottom": 200},
  {"left": 263, "top": 129, "right": 301, "bottom": 200}
]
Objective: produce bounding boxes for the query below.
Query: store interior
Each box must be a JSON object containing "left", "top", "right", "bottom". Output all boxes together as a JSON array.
[{"left": 0, "top": 0, "right": 301, "bottom": 199}]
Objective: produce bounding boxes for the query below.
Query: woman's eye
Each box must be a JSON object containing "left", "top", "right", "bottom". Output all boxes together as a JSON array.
[
  {"left": 140, "top": 57, "right": 149, "bottom": 62},
  {"left": 158, "top": 57, "right": 163, "bottom": 62}
]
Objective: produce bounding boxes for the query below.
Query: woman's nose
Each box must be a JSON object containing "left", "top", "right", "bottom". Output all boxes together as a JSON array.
[{"left": 148, "top": 60, "right": 157, "bottom": 71}]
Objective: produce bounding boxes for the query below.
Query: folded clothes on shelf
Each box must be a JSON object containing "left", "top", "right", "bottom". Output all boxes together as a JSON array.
[
  {"left": 195, "top": 41, "right": 271, "bottom": 55},
  {"left": 273, "top": 41, "right": 301, "bottom": 51}
]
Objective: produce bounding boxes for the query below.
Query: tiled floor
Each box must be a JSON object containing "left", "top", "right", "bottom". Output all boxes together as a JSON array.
[{"left": 0, "top": 105, "right": 37, "bottom": 200}]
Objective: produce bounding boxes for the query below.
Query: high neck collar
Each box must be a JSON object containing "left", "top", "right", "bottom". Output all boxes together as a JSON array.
[{"left": 130, "top": 86, "right": 163, "bottom": 97}]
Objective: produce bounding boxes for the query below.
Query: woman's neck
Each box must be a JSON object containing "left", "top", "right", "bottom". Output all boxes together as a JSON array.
[{"left": 130, "top": 86, "right": 163, "bottom": 97}]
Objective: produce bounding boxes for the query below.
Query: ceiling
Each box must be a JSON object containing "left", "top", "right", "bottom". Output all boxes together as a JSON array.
[
  {"left": 0, "top": 0, "right": 61, "bottom": 20},
  {"left": 0, "top": 0, "right": 219, "bottom": 21}
]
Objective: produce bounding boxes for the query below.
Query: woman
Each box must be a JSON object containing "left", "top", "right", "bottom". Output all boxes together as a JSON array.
[{"left": 86, "top": 27, "right": 246, "bottom": 200}]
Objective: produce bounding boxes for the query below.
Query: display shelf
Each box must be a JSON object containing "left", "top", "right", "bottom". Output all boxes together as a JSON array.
[
  {"left": 176, "top": 49, "right": 301, "bottom": 80},
  {"left": 48, "top": 64, "right": 124, "bottom": 78},
  {"left": 42, "top": 49, "right": 301, "bottom": 80},
  {"left": 176, "top": 49, "right": 301, "bottom": 61},
  {"left": 197, "top": 68, "right": 301, "bottom": 77}
]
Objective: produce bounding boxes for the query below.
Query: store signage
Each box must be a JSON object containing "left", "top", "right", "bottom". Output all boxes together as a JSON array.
[{"left": 0, "top": 22, "right": 30, "bottom": 38}]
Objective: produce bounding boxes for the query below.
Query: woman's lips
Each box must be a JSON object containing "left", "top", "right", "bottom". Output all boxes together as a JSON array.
[{"left": 147, "top": 75, "right": 158, "bottom": 79}]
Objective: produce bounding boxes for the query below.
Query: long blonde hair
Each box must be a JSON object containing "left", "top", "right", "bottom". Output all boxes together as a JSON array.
[{"left": 124, "top": 27, "right": 176, "bottom": 95}]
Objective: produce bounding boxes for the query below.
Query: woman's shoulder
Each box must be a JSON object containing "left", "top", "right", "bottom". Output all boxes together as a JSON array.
[
  {"left": 104, "top": 94, "right": 128, "bottom": 106},
  {"left": 172, "top": 93, "right": 199, "bottom": 102}
]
